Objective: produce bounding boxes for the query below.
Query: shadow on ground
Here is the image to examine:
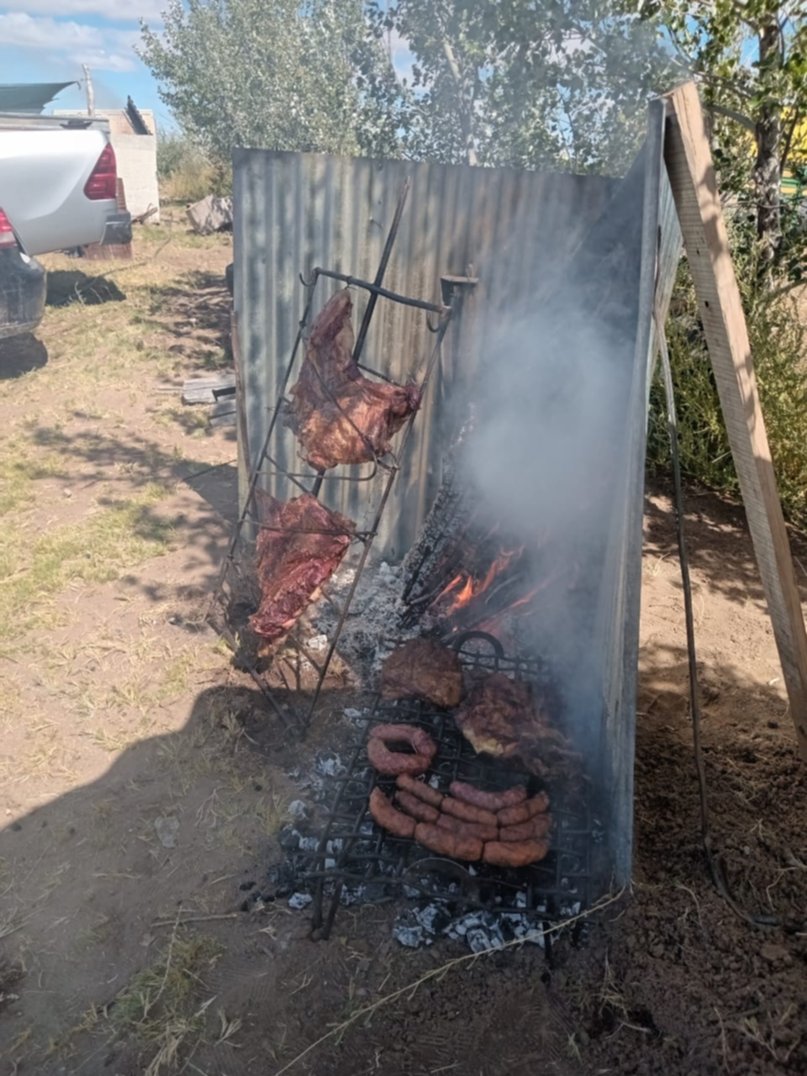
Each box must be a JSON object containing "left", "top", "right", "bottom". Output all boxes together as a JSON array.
[
  {"left": 644, "top": 482, "right": 807, "bottom": 611},
  {"left": 1, "top": 634, "right": 805, "bottom": 1075},
  {"left": 146, "top": 269, "right": 232, "bottom": 370},
  {"left": 46, "top": 269, "right": 126, "bottom": 307},
  {"left": 0, "top": 332, "right": 48, "bottom": 378},
  {"left": 27, "top": 421, "right": 237, "bottom": 516}
]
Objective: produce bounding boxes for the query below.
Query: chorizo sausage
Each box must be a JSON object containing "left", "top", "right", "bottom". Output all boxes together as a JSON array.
[
  {"left": 366, "top": 723, "right": 437, "bottom": 776},
  {"left": 368, "top": 787, "right": 416, "bottom": 838},
  {"left": 498, "top": 813, "right": 552, "bottom": 842},
  {"left": 414, "top": 822, "right": 483, "bottom": 862},
  {"left": 496, "top": 791, "right": 550, "bottom": 826},
  {"left": 482, "top": 839, "right": 550, "bottom": 867},
  {"left": 395, "top": 773, "right": 444, "bottom": 808},
  {"left": 449, "top": 780, "right": 527, "bottom": 811},
  {"left": 395, "top": 789, "right": 440, "bottom": 824},
  {"left": 435, "top": 812, "right": 498, "bottom": 842},
  {"left": 441, "top": 796, "right": 498, "bottom": 827}
]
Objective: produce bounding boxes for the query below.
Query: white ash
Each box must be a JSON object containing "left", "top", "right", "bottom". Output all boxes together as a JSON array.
[
  {"left": 393, "top": 901, "right": 585, "bottom": 953},
  {"left": 287, "top": 800, "right": 308, "bottom": 821},
  {"left": 269, "top": 824, "right": 587, "bottom": 954},
  {"left": 315, "top": 753, "right": 347, "bottom": 778},
  {"left": 308, "top": 559, "right": 416, "bottom": 680}
]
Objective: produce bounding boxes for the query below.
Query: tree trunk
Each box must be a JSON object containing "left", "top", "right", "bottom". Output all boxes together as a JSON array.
[{"left": 754, "top": 22, "right": 782, "bottom": 276}]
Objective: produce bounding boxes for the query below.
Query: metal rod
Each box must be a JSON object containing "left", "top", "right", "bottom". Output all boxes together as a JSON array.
[
  {"left": 301, "top": 315, "right": 452, "bottom": 734},
  {"left": 313, "top": 268, "right": 449, "bottom": 315},
  {"left": 352, "top": 179, "right": 411, "bottom": 365},
  {"left": 308, "top": 193, "right": 414, "bottom": 503},
  {"left": 207, "top": 278, "right": 321, "bottom": 623}
]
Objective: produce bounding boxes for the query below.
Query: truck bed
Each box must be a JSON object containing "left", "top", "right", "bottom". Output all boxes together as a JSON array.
[{"left": 0, "top": 114, "right": 126, "bottom": 256}]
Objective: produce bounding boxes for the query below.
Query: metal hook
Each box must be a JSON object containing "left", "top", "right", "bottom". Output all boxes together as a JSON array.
[{"left": 299, "top": 268, "right": 319, "bottom": 288}]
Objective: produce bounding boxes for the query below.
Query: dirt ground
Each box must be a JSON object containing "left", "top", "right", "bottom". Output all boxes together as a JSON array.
[{"left": 1, "top": 218, "right": 805, "bottom": 1075}]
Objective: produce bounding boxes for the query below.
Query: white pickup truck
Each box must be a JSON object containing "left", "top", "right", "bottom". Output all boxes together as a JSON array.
[
  {"left": 0, "top": 113, "right": 131, "bottom": 256},
  {"left": 0, "top": 113, "right": 131, "bottom": 340}
]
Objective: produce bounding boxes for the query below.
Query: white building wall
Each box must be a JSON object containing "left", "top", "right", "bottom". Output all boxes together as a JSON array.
[{"left": 110, "top": 133, "right": 160, "bottom": 221}]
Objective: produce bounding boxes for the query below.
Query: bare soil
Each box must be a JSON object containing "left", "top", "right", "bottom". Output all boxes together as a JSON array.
[{"left": 1, "top": 220, "right": 805, "bottom": 1075}]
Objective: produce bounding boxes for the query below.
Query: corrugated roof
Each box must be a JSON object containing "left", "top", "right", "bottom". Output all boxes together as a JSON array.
[{"left": 0, "top": 82, "right": 75, "bottom": 113}]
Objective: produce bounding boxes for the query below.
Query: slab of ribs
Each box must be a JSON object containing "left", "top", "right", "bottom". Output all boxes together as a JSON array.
[
  {"left": 249, "top": 491, "right": 354, "bottom": 644},
  {"left": 286, "top": 290, "right": 422, "bottom": 470}
]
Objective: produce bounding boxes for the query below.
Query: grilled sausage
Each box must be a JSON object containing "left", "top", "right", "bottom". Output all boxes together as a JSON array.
[
  {"left": 482, "top": 838, "right": 550, "bottom": 867},
  {"left": 441, "top": 796, "right": 498, "bottom": 827},
  {"left": 396, "top": 773, "right": 444, "bottom": 808},
  {"left": 435, "top": 812, "right": 498, "bottom": 842},
  {"left": 498, "top": 813, "right": 552, "bottom": 842},
  {"left": 414, "top": 822, "right": 483, "bottom": 862},
  {"left": 449, "top": 780, "right": 527, "bottom": 811},
  {"left": 368, "top": 787, "right": 416, "bottom": 838},
  {"left": 496, "top": 791, "right": 550, "bottom": 826},
  {"left": 366, "top": 723, "right": 437, "bottom": 776},
  {"left": 395, "top": 789, "right": 440, "bottom": 824}
]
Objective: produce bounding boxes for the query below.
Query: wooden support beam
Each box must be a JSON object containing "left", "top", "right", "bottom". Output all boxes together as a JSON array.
[{"left": 664, "top": 81, "right": 807, "bottom": 760}]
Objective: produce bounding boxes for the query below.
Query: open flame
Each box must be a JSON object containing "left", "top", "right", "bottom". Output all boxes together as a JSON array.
[
  {"left": 435, "top": 547, "right": 524, "bottom": 617},
  {"left": 420, "top": 534, "right": 579, "bottom": 649}
]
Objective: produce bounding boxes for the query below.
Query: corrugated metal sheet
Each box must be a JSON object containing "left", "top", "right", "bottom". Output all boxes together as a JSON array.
[
  {"left": 232, "top": 124, "right": 681, "bottom": 886},
  {"left": 233, "top": 150, "right": 619, "bottom": 560},
  {"left": 595, "top": 100, "right": 682, "bottom": 881}
]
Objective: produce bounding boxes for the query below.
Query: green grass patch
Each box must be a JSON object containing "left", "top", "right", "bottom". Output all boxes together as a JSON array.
[
  {"left": 0, "top": 484, "right": 176, "bottom": 641},
  {"left": 0, "top": 449, "right": 66, "bottom": 515}
]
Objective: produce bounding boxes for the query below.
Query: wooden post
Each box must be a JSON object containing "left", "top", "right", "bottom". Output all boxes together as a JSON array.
[
  {"left": 82, "top": 64, "right": 95, "bottom": 116},
  {"left": 664, "top": 81, "right": 807, "bottom": 760}
]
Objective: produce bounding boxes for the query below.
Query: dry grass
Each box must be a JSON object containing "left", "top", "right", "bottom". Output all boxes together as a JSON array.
[
  {"left": 50, "top": 927, "right": 225, "bottom": 1074},
  {"left": 0, "top": 217, "right": 247, "bottom": 1072}
]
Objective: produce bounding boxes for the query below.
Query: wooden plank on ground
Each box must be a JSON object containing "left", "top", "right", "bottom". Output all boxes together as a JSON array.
[
  {"left": 664, "top": 81, "right": 807, "bottom": 760},
  {"left": 181, "top": 373, "right": 235, "bottom": 404}
]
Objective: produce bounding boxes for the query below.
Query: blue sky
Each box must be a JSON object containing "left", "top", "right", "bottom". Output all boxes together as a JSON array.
[{"left": 0, "top": 3, "right": 174, "bottom": 129}]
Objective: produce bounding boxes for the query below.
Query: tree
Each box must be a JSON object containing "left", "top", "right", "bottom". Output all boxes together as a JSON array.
[
  {"left": 141, "top": 1, "right": 677, "bottom": 175},
  {"left": 138, "top": 0, "right": 402, "bottom": 161},
  {"left": 372, "top": 0, "right": 676, "bottom": 173},
  {"left": 634, "top": 1, "right": 807, "bottom": 277}
]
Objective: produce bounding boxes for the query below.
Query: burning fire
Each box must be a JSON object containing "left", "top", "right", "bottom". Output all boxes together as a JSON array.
[
  {"left": 437, "top": 547, "right": 524, "bottom": 617},
  {"left": 425, "top": 539, "right": 576, "bottom": 649}
]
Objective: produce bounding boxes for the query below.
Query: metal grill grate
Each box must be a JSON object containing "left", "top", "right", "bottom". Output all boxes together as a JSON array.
[{"left": 306, "top": 635, "right": 606, "bottom": 938}]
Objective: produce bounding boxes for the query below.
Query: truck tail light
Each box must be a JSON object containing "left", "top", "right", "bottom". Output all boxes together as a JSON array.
[
  {"left": 84, "top": 143, "right": 117, "bottom": 200},
  {"left": 0, "top": 208, "right": 18, "bottom": 249}
]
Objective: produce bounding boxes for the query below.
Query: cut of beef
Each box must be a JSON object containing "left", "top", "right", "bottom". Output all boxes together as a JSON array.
[
  {"left": 453, "top": 672, "right": 578, "bottom": 781},
  {"left": 453, "top": 673, "right": 543, "bottom": 760},
  {"left": 380, "top": 638, "right": 464, "bottom": 709},
  {"left": 286, "top": 290, "right": 422, "bottom": 470},
  {"left": 248, "top": 491, "right": 354, "bottom": 644}
]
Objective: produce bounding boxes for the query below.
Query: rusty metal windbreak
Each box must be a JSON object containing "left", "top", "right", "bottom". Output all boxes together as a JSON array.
[
  {"left": 306, "top": 634, "right": 604, "bottom": 942},
  {"left": 210, "top": 184, "right": 454, "bottom": 734}
]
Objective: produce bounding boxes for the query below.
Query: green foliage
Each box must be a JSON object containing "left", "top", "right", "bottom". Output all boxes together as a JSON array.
[
  {"left": 370, "top": 0, "right": 678, "bottom": 172},
  {"left": 648, "top": 256, "right": 807, "bottom": 528},
  {"left": 156, "top": 132, "right": 219, "bottom": 202},
  {"left": 632, "top": 0, "right": 807, "bottom": 278},
  {"left": 139, "top": 0, "right": 400, "bottom": 163},
  {"left": 139, "top": 1, "right": 807, "bottom": 519},
  {"left": 156, "top": 131, "right": 204, "bottom": 179}
]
